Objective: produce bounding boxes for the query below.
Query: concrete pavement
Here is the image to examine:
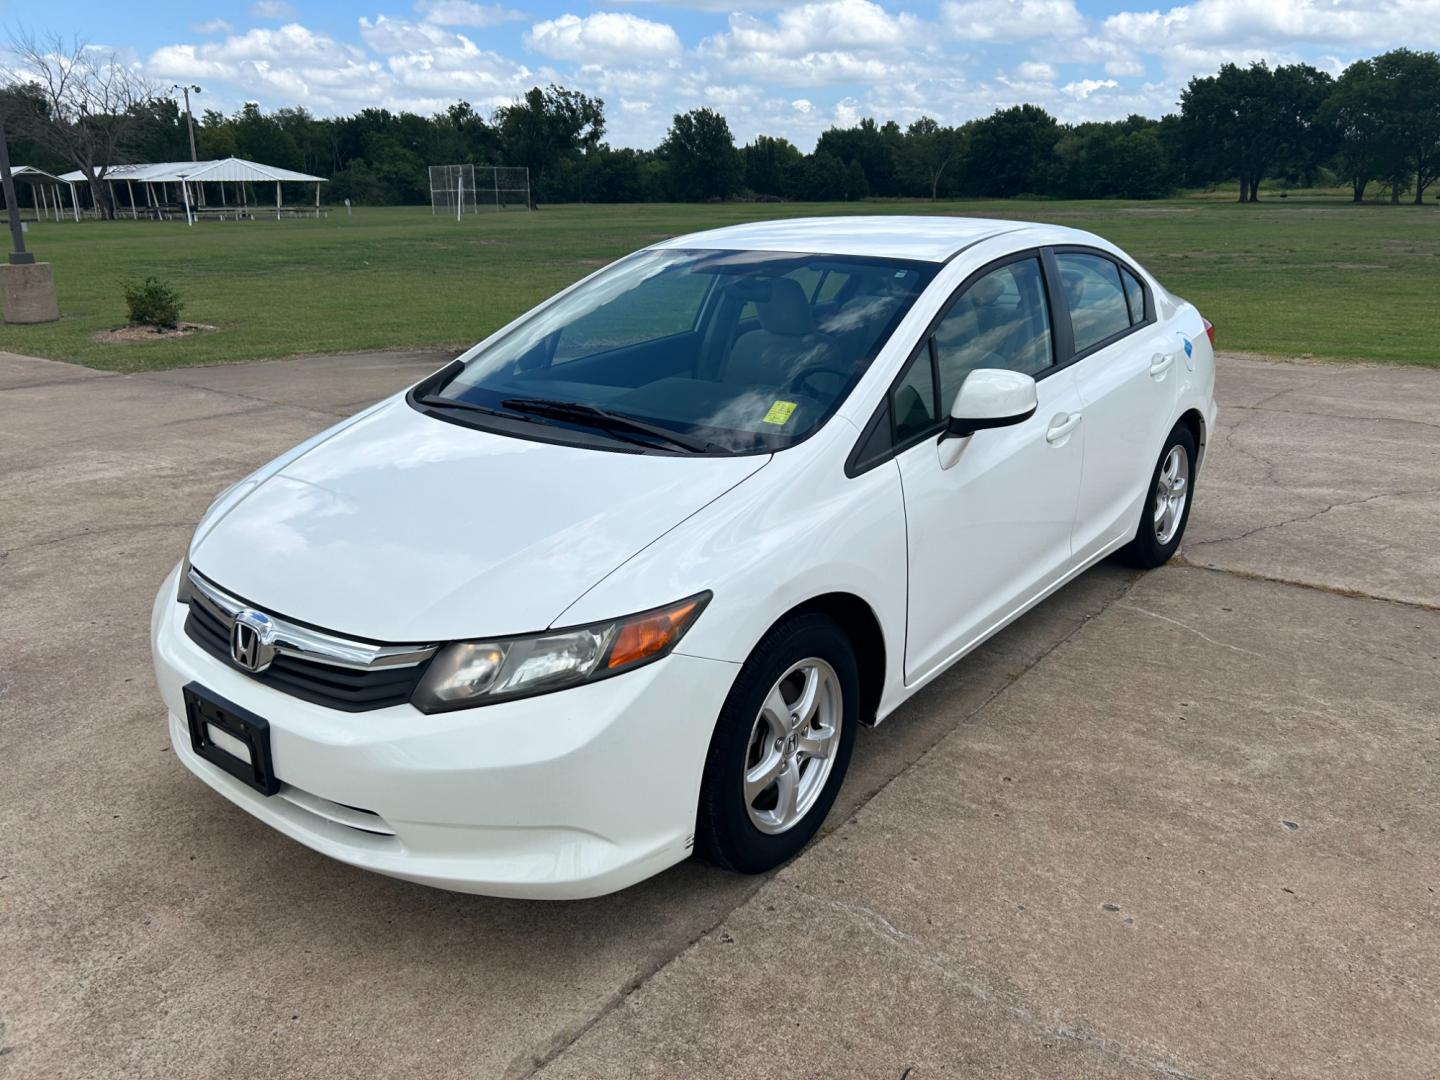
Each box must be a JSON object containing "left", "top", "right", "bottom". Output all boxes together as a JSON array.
[{"left": 1, "top": 349, "right": 1436, "bottom": 1079}]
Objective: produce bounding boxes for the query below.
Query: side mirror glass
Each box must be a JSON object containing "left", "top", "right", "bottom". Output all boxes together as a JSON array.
[{"left": 944, "top": 368, "right": 1038, "bottom": 440}]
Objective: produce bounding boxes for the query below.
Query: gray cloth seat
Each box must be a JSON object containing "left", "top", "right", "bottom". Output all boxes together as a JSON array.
[{"left": 725, "top": 278, "right": 833, "bottom": 389}]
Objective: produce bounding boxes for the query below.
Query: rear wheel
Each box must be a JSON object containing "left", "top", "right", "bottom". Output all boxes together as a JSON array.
[
  {"left": 1120, "top": 424, "right": 1197, "bottom": 568},
  {"left": 696, "top": 614, "right": 859, "bottom": 874}
]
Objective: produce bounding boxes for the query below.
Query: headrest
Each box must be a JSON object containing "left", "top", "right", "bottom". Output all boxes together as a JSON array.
[
  {"left": 969, "top": 276, "right": 1006, "bottom": 305},
  {"left": 756, "top": 277, "right": 815, "bottom": 336}
]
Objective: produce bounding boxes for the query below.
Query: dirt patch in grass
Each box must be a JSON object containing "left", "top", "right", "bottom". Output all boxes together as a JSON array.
[{"left": 91, "top": 322, "right": 218, "bottom": 344}]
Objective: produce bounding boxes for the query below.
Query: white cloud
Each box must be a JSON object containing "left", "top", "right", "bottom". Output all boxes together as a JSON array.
[
  {"left": 249, "top": 0, "right": 297, "bottom": 19},
  {"left": 192, "top": 19, "right": 234, "bottom": 35},
  {"left": 1062, "top": 77, "right": 1118, "bottom": 98},
  {"left": 526, "top": 12, "right": 682, "bottom": 63},
  {"left": 149, "top": 24, "right": 388, "bottom": 110},
  {"left": 1104, "top": 0, "right": 1440, "bottom": 58},
  {"left": 1015, "top": 60, "right": 1055, "bottom": 80},
  {"left": 415, "top": 0, "right": 525, "bottom": 27},
  {"left": 941, "top": 0, "right": 1085, "bottom": 42},
  {"left": 697, "top": 0, "right": 926, "bottom": 87}
]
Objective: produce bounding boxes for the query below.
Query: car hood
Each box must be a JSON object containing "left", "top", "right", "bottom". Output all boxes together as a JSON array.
[{"left": 190, "top": 400, "right": 768, "bottom": 642}]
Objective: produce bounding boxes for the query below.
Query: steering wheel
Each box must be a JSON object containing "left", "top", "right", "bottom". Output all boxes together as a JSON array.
[{"left": 787, "top": 366, "right": 852, "bottom": 402}]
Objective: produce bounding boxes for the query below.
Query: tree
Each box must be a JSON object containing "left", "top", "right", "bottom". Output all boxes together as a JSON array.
[
  {"left": 1373, "top": 49, "right": 1440, "bottom": 205},
  {"left": 897, "top": 117, "right": 962, "bottom": 199},
  {"left": 2, "top": 30, "right": 156, "bottom": 218},
  {"left": 1181, "top": 61, "right": 1332, "bottom": 202},
  {"left": 659, "top": 108, "right": 740, "bottom": 201},
  {"left": 841, "top": 158, "right": 868, "bottom": 200},
  {"left": 742, "top": 135, "right": 801, "bottom": 198},
  {"left": 815, "top": 118, "right": 902, "bottom": 196},
  {"left": 963, "top": 105, "right": 1060, "bottom": 197},
  {"left": 1320, "top": 59, "right": 1392, "bottom": 202},
  {"left": 494, "top": 85, "right": 605, "bottom": 208}
]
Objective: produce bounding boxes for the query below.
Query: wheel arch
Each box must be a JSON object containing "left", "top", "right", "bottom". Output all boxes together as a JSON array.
[
  {"left": 1177, "top": 407, "right": 1207, "bottom": 472},
  {"left": 768, "top": 592, "right": 886, "bottom": 726}
]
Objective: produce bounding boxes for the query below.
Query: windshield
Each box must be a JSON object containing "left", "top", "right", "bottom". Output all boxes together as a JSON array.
[{"left": 423, "top": 247, "right": 936, "bottom": 454}]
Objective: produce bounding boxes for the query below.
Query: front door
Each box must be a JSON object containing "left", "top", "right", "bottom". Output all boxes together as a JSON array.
[{"left": 897, "top": 254, "right": 1085, "bottom": 683}]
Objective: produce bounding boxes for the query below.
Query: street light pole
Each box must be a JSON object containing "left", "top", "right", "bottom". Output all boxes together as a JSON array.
[
  {"left": 0, "top": 113, "right": 36, "bottom": 265},
  {"left": 173, "top": 84, "right": 201, "bottom": 162}
]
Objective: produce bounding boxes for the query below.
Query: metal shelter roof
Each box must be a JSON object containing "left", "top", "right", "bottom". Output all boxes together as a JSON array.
[
  {"left": 57, "top": 157, "right": 327, "bottom": 184},
  {"left": 10, "top": 166, "right": 71, "bottom": 184}
]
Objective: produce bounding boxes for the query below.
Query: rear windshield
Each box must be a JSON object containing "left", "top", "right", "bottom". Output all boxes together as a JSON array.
[{"left": 425, "top": 248, "right": 936, "bottom": 454}]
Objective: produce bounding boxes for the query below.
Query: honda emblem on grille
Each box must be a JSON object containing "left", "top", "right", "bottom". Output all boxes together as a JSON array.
[{"left": 230, "top": 609, "right": 277, "bottom": 673}]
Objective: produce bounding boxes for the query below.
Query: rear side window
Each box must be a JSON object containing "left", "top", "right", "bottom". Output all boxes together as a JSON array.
[
  {"left": 1056, "top": 252, "right": 1129, "bottom": 353},
  {"left": 1121, "top": 267, "right": 1147, "bottom": 325}
]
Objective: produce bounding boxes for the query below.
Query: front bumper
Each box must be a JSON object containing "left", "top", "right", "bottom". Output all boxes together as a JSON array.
[{"left": 150, "top": 566, "right": 740, "bottom": 899}]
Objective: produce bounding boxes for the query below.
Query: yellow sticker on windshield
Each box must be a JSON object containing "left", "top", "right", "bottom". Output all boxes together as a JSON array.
[{"left": 763, "top": 400, "right": 798, "bottom": 425}]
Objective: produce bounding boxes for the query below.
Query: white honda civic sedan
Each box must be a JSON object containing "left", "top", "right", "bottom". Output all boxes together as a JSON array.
[{"left": 151, "top": 216, "right": 1216, "bottom": 899}]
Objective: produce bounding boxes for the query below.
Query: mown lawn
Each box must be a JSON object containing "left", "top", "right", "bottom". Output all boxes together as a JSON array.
[{"left": 1, "top": 197, "right": 1436, "bottom": 371}]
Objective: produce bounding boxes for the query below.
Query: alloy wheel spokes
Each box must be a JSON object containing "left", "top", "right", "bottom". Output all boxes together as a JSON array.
[
  {"left": 1154, "top": 445, "right": 1190, "bottom": 545},
  {"left": 743, "top": 657, "right": 843, "bottom": 835}
]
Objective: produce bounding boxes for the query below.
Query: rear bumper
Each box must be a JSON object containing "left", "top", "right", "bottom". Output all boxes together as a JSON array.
[{"left": 150, "top": 565, "right": 740, "bottom": 899}]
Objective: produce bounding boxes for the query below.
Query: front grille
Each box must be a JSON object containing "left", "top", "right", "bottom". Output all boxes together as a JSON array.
[{"left": 183, "top": 580, "right": 435, "bottom": 713}]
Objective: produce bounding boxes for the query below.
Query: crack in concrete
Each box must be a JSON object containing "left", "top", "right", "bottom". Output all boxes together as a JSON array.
[
  {"left": 809, "top": 893, "right": 1204, "bottom": 1080},
  {"left": 132, "top": 372, "right": 354, "bottom": 418},
  {"left": 0, "top": 521, "right": 194, "bottom": 559},
  {"left": 1219, "top": 410, "right": 1284, "bottom": 489},
  {"left": 1225, "top": 402, "right": 1440, "bottom": 434},
  {"left": 1187, "top": 484, "right": 1440, "bottom": 547},
  {"left": 1172, "top": 556, "right": 1440, "bottom": 613},
  {"left": 1113, "top": 602, "right": 1267, "bottom": 658},
  {"left": 0, "top": 374, "right": 118, "bottom": 393}
]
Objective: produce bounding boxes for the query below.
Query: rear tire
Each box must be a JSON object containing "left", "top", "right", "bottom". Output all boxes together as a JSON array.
[
  {"left": 696, "top": 613, "right": 859, "bottom": 874},
  {"left": 1120, "top": 423, "right": 1197, "bottom": 569}
]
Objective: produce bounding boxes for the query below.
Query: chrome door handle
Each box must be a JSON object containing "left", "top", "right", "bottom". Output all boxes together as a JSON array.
[
  {"left": 1045, "top": 412, "right": 1082, "bottom": 443},
  {"left": 1150, "top": 352, "right": 1176, "bottom": 377}
]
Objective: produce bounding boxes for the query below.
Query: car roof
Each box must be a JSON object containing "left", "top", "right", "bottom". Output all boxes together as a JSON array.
[{"left": 651, "top": 215, "right": 1093, "bottom": 264}]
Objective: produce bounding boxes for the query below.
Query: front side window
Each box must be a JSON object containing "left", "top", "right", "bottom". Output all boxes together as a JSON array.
[
  {"left": 932, "top": 258, "right": 1053, "bottom": 414},
  {"left": 427, "top": 248, "right": 936, "bottom": 454},
  {"left": 1056, "top": 252, "right": 1130, "bottom": 353}
]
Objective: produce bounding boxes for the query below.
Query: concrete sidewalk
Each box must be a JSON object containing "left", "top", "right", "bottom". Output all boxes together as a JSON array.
[{"left": 1, "top": 349, "right": 1437, "bottom": 1079}]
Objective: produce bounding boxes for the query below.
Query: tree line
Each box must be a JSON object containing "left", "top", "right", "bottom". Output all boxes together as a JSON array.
[{"left": 4, "top": 37, "right": 1439, "bottom": 214}]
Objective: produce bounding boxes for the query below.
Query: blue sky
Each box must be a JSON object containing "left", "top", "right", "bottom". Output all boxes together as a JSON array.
[{"left": 4, "top": 0, "right": 1431, "bottom": 150}]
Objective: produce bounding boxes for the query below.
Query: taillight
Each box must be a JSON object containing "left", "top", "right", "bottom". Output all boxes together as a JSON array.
[{"left": 1202, "top": 317, "right": 1215, "bottom": 344}]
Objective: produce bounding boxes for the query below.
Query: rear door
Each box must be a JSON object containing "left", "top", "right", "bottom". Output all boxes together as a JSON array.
[{"left": 1052, "top": 248, "right": 1180, "bottom": 561}]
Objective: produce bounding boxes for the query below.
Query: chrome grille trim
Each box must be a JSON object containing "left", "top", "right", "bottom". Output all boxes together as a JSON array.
[{"left": 186, "top": 568, "right": 439, "bottom": 672}]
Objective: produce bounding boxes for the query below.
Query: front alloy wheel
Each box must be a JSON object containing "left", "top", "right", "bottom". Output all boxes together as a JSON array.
[
  {"left": 697, "top": 613, "right": 859, "bottom": 873},
  {"left": 743, "top": 658, "right": 843, "bottom": 834}
]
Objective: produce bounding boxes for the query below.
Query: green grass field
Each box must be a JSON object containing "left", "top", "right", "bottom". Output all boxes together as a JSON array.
[{"left": 2, "top": 198, "right": 1437, "bottom": 371}]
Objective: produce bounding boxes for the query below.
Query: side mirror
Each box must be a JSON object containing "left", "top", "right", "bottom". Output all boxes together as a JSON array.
[{"left": 938, "top": 369, "right": 1038, "bottom": 469}]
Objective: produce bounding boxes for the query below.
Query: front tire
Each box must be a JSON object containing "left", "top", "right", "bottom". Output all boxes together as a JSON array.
[
  {"left": 1120, "top": 423, "right": 1197, "bottom": 569},
  {"left": 696, "top": 613, "right": 859, "bottom": 874}
]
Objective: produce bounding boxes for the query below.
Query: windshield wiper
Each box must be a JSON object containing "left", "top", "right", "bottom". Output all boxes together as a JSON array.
[
  {"left": 416, "top": 394, "right": 513, "bottom": 417},
  {"left": 500, "top": 397, "right": 715, "bottom": 454}
]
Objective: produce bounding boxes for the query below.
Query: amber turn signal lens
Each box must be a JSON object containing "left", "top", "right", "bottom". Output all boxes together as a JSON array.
[{"left": 607, "top": 599, "right": 701, "bottom": 670}]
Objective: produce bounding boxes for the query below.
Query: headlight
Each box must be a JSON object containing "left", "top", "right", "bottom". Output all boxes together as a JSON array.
[{"left": 410, "top": 593, "right": 711, "bottom": 713}]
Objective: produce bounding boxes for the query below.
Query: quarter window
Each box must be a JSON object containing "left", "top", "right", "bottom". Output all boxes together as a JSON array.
[
  {"left": 932, "top": 258, "right": 1053, "bottom": 413},
  {"left": 1055, "top": 252, "right": 1130, "bottom": 353},
  {"left": 1121, "top": 267, "right": 1147, "bottom": 325},
  {"left": 892, "top": 344, "right": 939, "bottom": 443}
]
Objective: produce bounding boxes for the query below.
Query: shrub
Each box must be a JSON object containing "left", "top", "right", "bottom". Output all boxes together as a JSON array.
[{"left": 124, "top": 277, "right": 183, "bottom": 329}]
